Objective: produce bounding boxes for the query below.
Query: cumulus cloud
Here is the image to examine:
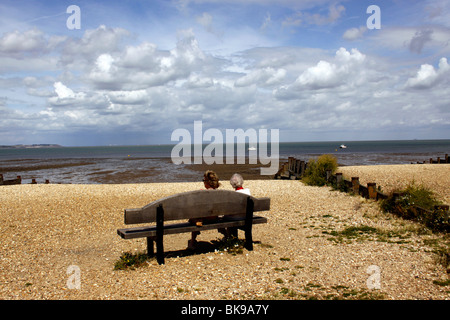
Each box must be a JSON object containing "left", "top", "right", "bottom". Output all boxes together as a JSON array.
[
  {"left": 59, "top": 25, "right": 129, "bottom": 66},
  {"left": 1, "top": 17, "right": 449, "bottom": 145},
  {"left": 406, "top": 57, "right": 450, "bottom": 89},
  {"left": 234, "top": 67, "right": 286, "bottom": 87},
  {"left": 275, "top": 47, "right": 366, "bottom": 94},
  {"left": 54, "top": 82, "right": 75, "bottom": 99},
  {"left": 0, "top": 29, "right": 47, "bottom": 55},
  {"left": 83, "top": 28, "right": 207, "bottom": 91}
]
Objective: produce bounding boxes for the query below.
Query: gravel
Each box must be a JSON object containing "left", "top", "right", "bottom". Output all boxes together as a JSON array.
[{"left": 0, "top": 164, "right": 449, "bottom": 300}]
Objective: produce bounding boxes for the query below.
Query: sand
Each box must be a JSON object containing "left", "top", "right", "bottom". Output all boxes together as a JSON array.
[{"left": 0, "top": 164, "right": 449, "bottom": 300}]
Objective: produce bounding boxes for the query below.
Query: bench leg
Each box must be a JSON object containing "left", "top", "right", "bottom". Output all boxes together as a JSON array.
[
  {"left": 147, "top": 237, "right": 154, "bottom": 257},
  {"left": 230, "top": 227, "right": 238, "bottom": 238},
  {"left": 156, "top": 204, "right": 165, "bottom": 265},
  {"left": 244, "top": 197, "right": 254, "bottom": 251}
]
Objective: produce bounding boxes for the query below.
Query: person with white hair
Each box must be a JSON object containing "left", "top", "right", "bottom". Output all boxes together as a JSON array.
[
  {"left": 229, "top": 173, "right": 251, "bottom": 195},
  {"left": 219, "top": 173, "right": 251, "bottom": 239}
]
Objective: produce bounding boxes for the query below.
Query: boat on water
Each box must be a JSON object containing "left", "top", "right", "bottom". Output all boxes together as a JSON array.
[
  {"left": 248, "top": 146, "right": 257, "bottom": 151},
  {"left": 339, "top": 144, "right": 347, "bottom": 149}
]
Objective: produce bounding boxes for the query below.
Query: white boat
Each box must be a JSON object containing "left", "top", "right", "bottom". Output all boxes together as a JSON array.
[
  {"left": 339, "top": 144, "right": 347, "bottom": 149},
  {"left": 248, "top": 146, "right": 257, "bottom": 151}
]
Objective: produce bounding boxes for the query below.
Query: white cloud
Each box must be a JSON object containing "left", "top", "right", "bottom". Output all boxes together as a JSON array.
[
  {"left": 54, "top": 82, "right": 75, "bottom": 99},
  {"left": 1, "top": 1, "right": 449, "bottom": 145},
  {"left": 282, "top": 3, "right": 345, "bottom": 28},
  {"left": 196, "top": 12, "right": 213, "bottom": 32},
  {"left": 59, "top": 25, "right": 129, "bottom": 66},
  {"left": 369, "top": 26, "right": 450, "bottom": 55},
  {"left": 276, "top": 47, "right": 367, "bottom": 92},
  {"left": 0, "top": 28, "right": 46, "bottom": 54},
  {"left": 297, "top": 60, "right": 338, "bottom": 88},
  {"left": 107, "top": 90, "right": 149, "bottom": 105},
  {"left": 343, "top": 26, "right": 367, "bottom": 41},
  {"left": 234, "top": 67, "right": 286, "bottom": 87},
  {"left": 406, "top": 57, "right": 450, "bottom": 89},
  {"left": 96, "top": 54, "right": 114, "bottom": 73}
]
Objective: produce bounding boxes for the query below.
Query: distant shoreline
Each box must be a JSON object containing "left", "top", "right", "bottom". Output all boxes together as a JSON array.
[{"left": 0, "top": 144, "right": 63, "bottom": 149}]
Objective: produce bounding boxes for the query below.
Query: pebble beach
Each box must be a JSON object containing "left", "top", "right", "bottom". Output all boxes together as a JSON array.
[{"left": 0, "top": 164, "right": 449, "bottom": 300}]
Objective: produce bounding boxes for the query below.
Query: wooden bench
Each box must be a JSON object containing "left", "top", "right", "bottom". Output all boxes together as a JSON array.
[{"left": 117, "top": 189, "right": 270, "bottom": 264}]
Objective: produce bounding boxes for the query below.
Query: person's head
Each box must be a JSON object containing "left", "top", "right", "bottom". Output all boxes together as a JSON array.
[
  {"left": 203, "top": 170, "right": 220, "bottom": 189},
  {"left": 230, "top": 173, "right": 244, "bottom": 189}
]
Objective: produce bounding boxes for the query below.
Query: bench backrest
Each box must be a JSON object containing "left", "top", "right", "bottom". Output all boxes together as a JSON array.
[{"left": 124, "top": 189, "right": 270, "bottom": 224}]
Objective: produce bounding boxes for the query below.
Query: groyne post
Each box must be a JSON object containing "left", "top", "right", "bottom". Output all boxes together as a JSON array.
[
  {"left": 351, "top": 177, "right": 360, "bottom": 195},
  {"left": 336, "top": 173, "right": 343, "bottom": 185},
  {"left": 367, "top": 183, "right": 377, "bottom": 199}
]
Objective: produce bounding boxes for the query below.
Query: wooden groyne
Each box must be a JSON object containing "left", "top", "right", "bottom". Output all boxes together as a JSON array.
[
  {"left": 274, "top": 157, "right": 308, "bottom": 180},
  {"left": 326, "top": 172, "right": 388, "bottom": 200},
  {"left": 274, "top": 155, "right": 449, "bottom": 220},
  {"left": 0, "top": 174, "right": 50, "bottom": 185},
  {"left": 325, "top": 171, "right": 449, "bottom": 228},
  {"left": 0, "top": 174, "right": 22, "bottom": 185},
  {"left": 414, "top": 154, "right": 449, "bottom": 164},
  {"left": 275, "top": 153, "right": 449, "bottom": 180}
]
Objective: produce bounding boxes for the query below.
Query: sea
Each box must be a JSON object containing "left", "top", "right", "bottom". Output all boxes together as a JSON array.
[{"left": 0, "top": 140, "right": 449, "bottom": 184}]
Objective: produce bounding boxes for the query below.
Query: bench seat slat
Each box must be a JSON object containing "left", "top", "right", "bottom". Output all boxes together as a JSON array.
[{"left": 117, "top": 216, "right": 268, "bottom": 239}]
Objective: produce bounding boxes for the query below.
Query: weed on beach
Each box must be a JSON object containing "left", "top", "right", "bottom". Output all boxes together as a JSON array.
[
  {"left": 272, "top": 283, "right": 387, "bottom": 300},
  {"left": 114, "top": 251, "right": 152, "bottom": 270},
  {"left": 379, "top": 181, "right": 449, "bottom": 233}
]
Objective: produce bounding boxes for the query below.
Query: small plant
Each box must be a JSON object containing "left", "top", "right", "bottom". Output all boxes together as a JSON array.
[
  {"left": 114, "top": 251, "right": 151, "bottom": 270},
  {"left": 433, "top": 279, "right": 450, "bottom": 287},
  {"left": 379, "top": 182, "right": 448, "bottom": 233},
  {"left": 216, "top": 236, "right": 245, "bottom": 255},
  {"left": 302, "top": 154, "right": 338, "bottom": 186},
  {"left": 324, "top": 225, "right": 378, "bottom": 243}
]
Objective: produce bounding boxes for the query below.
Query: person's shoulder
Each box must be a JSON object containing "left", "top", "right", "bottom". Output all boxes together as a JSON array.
[{"left": 237, "top": 188, "right": 251, "bottom": 195}]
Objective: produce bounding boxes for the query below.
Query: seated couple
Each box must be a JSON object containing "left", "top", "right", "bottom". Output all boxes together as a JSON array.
[{"left": 187, "top": 171, "right": 250, "bottom": 250}]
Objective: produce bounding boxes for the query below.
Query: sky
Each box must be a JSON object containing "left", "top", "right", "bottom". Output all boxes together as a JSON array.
[{"left": 0, "top": 0, "right": 449, "bottom": 146}]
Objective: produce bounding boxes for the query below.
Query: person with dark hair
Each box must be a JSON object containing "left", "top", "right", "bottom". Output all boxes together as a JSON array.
[{"left": 187, "top": 170, "right": 221, "bottom": 250}]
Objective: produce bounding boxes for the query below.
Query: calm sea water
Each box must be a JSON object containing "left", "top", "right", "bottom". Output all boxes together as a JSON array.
[{"left": 0, "top": 140, "right": 448, "bottom": 184}]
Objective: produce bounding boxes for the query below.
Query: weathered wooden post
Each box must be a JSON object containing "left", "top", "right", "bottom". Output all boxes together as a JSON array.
[
  {"left": 351, "top": 177, "right": 360, "bottom": 195},
  {"left": 295, "top": 159, "right": 301, "bottom": 177},
  {"left": 437, "top": 157, "right": 441, "bottom": 164},
  {"left": 367, "top": 183, "right": 377, "bottom": 199},
  {"left": 326, "top": 170, "right": 332, "bottom": 181},
  {"left": 45, "top": 179, "right": 50, "bottom": 184},
  {"left": 336, "top": 173, "right": 343, "bottom": 185},
  {"left": 289, "top": 157, "right": 294, "bottom": 171},
  {"left": 445, "top": 154, "right": 449, "bottom": 163},
  {"left": 0, "top": 174, "right": 3, "bottom": 185},
  {"left": 31, "top": 179, "right": 37, "bottom": 184}
]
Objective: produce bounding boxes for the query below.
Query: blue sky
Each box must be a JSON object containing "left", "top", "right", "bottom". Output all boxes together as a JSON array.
[{"left": 0, "top": 0, "right": 449, "bottom": 146}]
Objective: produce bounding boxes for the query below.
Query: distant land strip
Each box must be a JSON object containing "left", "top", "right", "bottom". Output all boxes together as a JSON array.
[{"left": 0, "top": 144, "right": 63, "bottom": 149}]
